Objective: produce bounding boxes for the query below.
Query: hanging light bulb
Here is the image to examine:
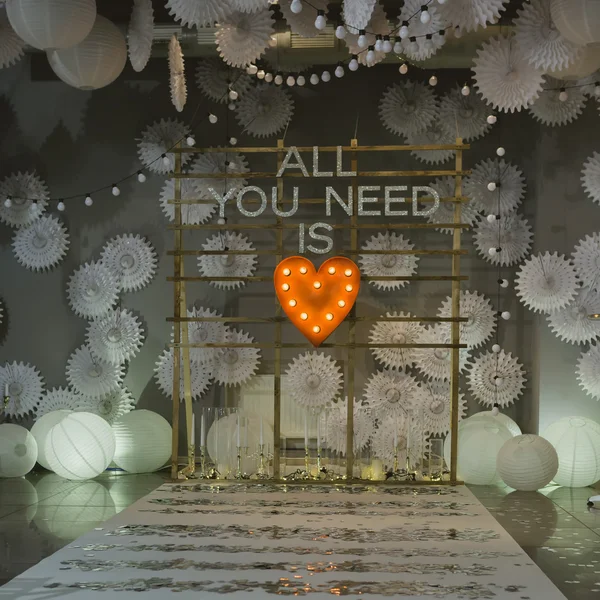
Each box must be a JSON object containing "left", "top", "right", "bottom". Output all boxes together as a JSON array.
[
  {"left": 491, "top": 405, "right": 500, "bottom": 416},
  {"left": 186, "top": 136, "right": 195, "bottom": 147},
  {"left": 111, "top": 185, "right": 120, "bottom": 197},
  {"left": 85, "top": 194, "right": 94, "bottom": 205},
  {"left": 487, "top": 181, "right": 497, "bottom": 192},
  {"left": 286, "top": 75, "right": 296, "bottom": 86},
  {"left": 256, "top": 69, "right": 266, "bottom": 80},
  {"left": 408, "top": 37, "right": 419, "bottom": 54},
  {"left": 454, "top": 26, "right": 462, "bottom": 38},
  {"left": 137, "top": 171, "right": 146, "bottom": 183},
  {"left": 438, "top": 0, "right": 447, "bottom": 4},
  {"left": 357, "top": 30, "right": 367, "bottom": 48},
  {"left": 162, "top": 154, "right": 171, "bottom": 168},
  {"left": 321, "top": 70, "right": 331, "bottom": 82},
  {"left": 393, "top": 39, "right": 402, "bottom": 54},
  {"left": 424, "top": 34, "right": 433, "bottom": 51},
  {"left": 264, "top": 72, "right": 274, "bottom": 82},
  {"left": 496, "top": 147, "right": 505, "bottom": 157},
  {"left": 487, "top": 114, "right": 497, "bottom": 124},
  {"left": 335, "top": 62, "right": 345, "bottom": 78},
  {"left": 229, "top": 137, "right": 238, "bottom": 146},
  {"left": 247, "top": 64, "right": 258, "bottom": 75},
  {"left": 558, "top": 87, "right": 568, "bottom": 102},
  {"left": 429, "top": 74, "right": 438, "bottom": 87},
  {"left": 57, "top": 200, "right": 65, "bottom": 211},
  {"left": 297, "top": 74, "right": 306, "bottom": 86},
  {"left": 420, "top": 6, "right": 431, "bottom": 24},
  {"left": 290, "top": 0, "right": 303, "bottom": 13},
  {"left": 399, "top": 63, "right": 408, "bottom": 75},
  {"left": 494, "top": 376, "right": 504, "bottom": 386},
  {"left": 486, "top": 214, "right": 497, "bottom": 223},
  {"left": 228, "top": 89, "right": 239, "bottom": 100},
  {"left": 499, "top": 279, "right": 509, "bottom": 288},
  {"left": 594, "top": 82, "right": 600, "bottom": 97},
  {"left": 310, "top": 73, "right": 319, "bottom": 85},
  {"left": 488, "top": 247, "right": 499, "bottom": 256},
  {"left": 366, "top": 46, "right": 376, "bottom": 64},
  {"left": 399, "top": 21, "right": 409, "bottom": 39},
  {"left": 349, "top": 55, "right": 359, "bottom": 71},
  {"left": 209, "top": 113, "right": 218, "bottom": 124},
  {"left": 382, "top": 35, "right": 392, "bottom": 53},
  {"left": 374, "top": 35, "right": 383, "bottom": 51},
  {"left": 335, "top": 24, "right": 346, "bottom": 39},
  {"left": 461, "top": 83, "right": 471, "bottom": 96},
  {"left": 501, "top": 311, "right": 511, "bottom": 320},
  {"left": 228, "top": 102, "right": 236, "bottom": 111},
  {"left": 315, "top": 10, "right": 327, "bottom": 30},
  {"left": 274, "top": 73, "right": 283, "bottom": 85},
  {"left": 492, "top": 344, "right": 501, "bottom": 353}
]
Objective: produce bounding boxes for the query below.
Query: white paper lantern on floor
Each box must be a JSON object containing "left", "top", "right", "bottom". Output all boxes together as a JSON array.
[
  {"left": 45, "top": 412, "right": 116, "bottom": 481},
  {"left": 31, "top": 409, "right": 72, "bottom": 470},
  {"left": 469, "top": 410, "right": 522, "bottom": 436},
  {"left": 112, "top": 410, "right": 172, "bottom": 474},
  {"left": 6, "top": 0, "right": 96, "bottom": 50},
  {"left": 47, "top": 16, "right": 127, "bottom": 90},
  {"left": 0, "top": 424, "right": 38, "bottom": 478},
  {"left": 551, "top": 0, "right": 600, "bottom": 46},
  {"left": 542, "top": 416, "right": 600, "bottom": 487},
  {"left": 497, "top": 434, "right": 558, "bottom": 491}
]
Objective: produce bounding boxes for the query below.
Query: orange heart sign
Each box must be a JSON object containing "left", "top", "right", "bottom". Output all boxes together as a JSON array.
[{"left": 274, "top": 256, "right": 360, "bottom": 347}]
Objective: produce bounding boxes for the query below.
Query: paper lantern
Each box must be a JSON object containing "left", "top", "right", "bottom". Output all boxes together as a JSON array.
[
  {"left": 469, "top": 411, "right": 522, "bottom": 437},
  {"left": 0, "top": 424, "right": 38, "bottom": 478},
  {"left": 7, "top": 0, "right": 96, "bottom": 50},
  {"left": 551, "top": 43, "right": 600, "bottom": 79},
  {"left": 31, "top": 409, "right": 72, "bottom": 470},
  {"left": 551, "top": 0, "right": 600, "bottom": 45},
  {"left": 444, "top": 419, "right": 513, "bottom": 485},
  {"left": 45, "top": 412, "right": 116, "bottom": 481},
  {"left": 112, "top": 410, "right": 171, "bottom": 474},
  {"left": 542, "top": 416, "right": 600, "bottom": 487},
  {"left": 47, "top": 16, "right": 127, "bottom": 90},
  {"left": 497, "top": 434, "right": 559, "bottom": 491}
]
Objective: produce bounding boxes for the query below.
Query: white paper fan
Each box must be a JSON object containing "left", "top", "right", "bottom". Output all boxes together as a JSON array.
[
  {"left": 79, "top": 387, "right": 135, "bottom": 425},
  {"left": 405, "top": 119, "right": 455, "bottom": 165},
  {"left": 213, "top": 329, "right": 260, "bottom": 387},
  {"left": 342, "top": 0, "right": 377, "bottom": 31},
  {"left": 473, "top": 212, "right": 533, "bottom": 267},
  {"left": 215, "top": 9, "right": 274, "bottom": 68},
  {"left": 379, "top": 81, "right": 438, "bottom": 137},
  {"left": 369, "top": 312, "right": 426, "bottom": 370},
  {"left": 169, "top": 34, "right": 187, "bottom": 113},
  {"left": 438, "top": 0, "right": 508, "bottom": 33},
  {"left": 399, "top": 0, "right": 447, "bottom": 61},
  {"left": 87, "top": 309, "right": 145, "bottom": 365},
  {"left": 464, "top": 158, "right": 526, "bottom": 216},
  {"left": 438, "top": 290, "right": 496, "bottom": 349},
  {"left": 581, "top": 152, "right": 600, "bottom": 206},
  {"left": 0, "top": 9, "right": 25, "bottom": 68},
  {"left": 154, "top": 349, "right": 213, "bottom": 401},
  {"left": 67, "top": 261, "right": 119, "bottom": 320},
  {"left": 515, "top": 252, "right": 579, "bottom": 314},
  {"left": 284, "top": 352, "right": 343, "bottom": 409},
  {"left": 371, "top": 416, "right": 428, "bottom": 468},
  {"left": 364, "top": 368, "right": 425, "bottom": 418},
  {"left": 166, "top": 0, "right": 233, "bottom": 28},
  {"left": 344, "top": 1, "right": 390, "bottom": 66},
  {"left": 12, "top": 215, "right": 69, "bottom": 272},
  {"left": 101, "top": 234, "right": 157, "bottom": 293},
  {"left": 137, "top": 119, "right": 191, "bottom": 175},
  {"left": 418, "top": 380, "right": 467, "bottom": 436},
  {"left": 573, "top": 233, "right": 600, "bottom": 290},
  {"left": 128, "top": 0, "right": 154, "bottom": 72},
  {"left": 196, "top": 58, "right": 253, "bottom": 104},
  {"left": 438, "top": 86, "right": 493, "bottom": 142},
  {"left": 198, "top": 231, "right": 257, "bottom": 290},
  {"left": 547, "top": 287, "right": 600, "bottom": 345},
  {"left": 472, "top": 35, "right": 544, "bottom": 113},
  {"left": 279, "top": 0, "right": 328, "bottom": 38},
  {"left": 359, "top": 232, "right": 419, "bottom": 291},
  {"left": 230, "top": 0, "right": 268, "bottom": 12},
  {"left": 0, "top": 171, "right": 48, "bottom": 228},
  {"left": 529, "top": 76, "right": 586, "bottom": 126},
  {"left": 514, "top": 0, "right": 582, "bottom": 72},
  {"left": 67, "top": 346, "right": 124, "bottom": 399},
  {"left": 36, "top": 387, "right": 80, "bottom": 419},
  {"left": 190, "top": 151, "right": 249, "bottom": 198},
  {"left": 427, "top": 177, "right": 479, "bottom": 234},
  {"left": 0, "top": 361, "right": 44, "bottom": 419},
  {"left": 467, "top": 349, "right": 526, "bottom": 408},
  {"left": 235, "top": 84, "right": 294, "bottom": 138},
  {"left": 160, "top": 178, "right": 216, "bottom": 225},
  {"left": 321, "top": 398, "right": 374, "bottom": 455},
  {"left": 577, "top": 344, "right": 600, "bottom": 401}
]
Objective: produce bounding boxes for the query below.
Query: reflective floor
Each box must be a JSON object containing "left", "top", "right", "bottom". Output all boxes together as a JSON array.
[{"left": 0, "top": 472, "right": 598, "bottom": 599}]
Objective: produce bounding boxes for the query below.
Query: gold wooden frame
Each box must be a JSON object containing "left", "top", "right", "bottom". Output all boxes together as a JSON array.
[{"left": 168, "top": 139, "right": 469, "bottom": 483}]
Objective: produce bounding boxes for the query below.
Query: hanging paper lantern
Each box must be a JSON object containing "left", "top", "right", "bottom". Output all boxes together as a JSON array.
[
  {"left": 469, "top": 410, "right": 522, "bottom": 436},
  {"left": 31, "top": 410, "right": 72, "bottom": 470},
  {"left": 552, "top": 42, "right": 600, "bottom": 79},
  {"left": 6, "top": 0, "right": 96, "bottom": 51},
  {"left": 551, "top": 0, "right": 600, "bottom": 46},
  {"left": 47, "top": 16, "right": 127, "bottom": 90},
  {"left": 0, "top": 424, "right": 38, "bottom": 478}
]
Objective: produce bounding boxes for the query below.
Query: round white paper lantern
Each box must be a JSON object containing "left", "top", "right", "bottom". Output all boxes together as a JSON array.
[
  {"left": 0, "top": 424, "right": 38, "bottom": 478},
  {"left": 551, "top": 0, "right": 600, "bottom": 45},
  {"left": 7, "top": 0, "right": 96, "bottom": 51},
  {"left": 31, "top": 409, "right": 72, "bottom": 470},
  {"left": 444, "top": 419, "right": 513, "bottom": 485},
  {"left": 47, "top": 16, "right": 127, "bottom": 90},
  {"left": 552, "top": 43, "right": 600, "bottom": 79},
  {"left": 469, "top": 411, "right": 522, "bottom": 437},
  {"left": 542, "top": 416, "right": 600, "bottom": 487},
  {"left": 45, "top": 412, "right": 115, "bottom": 481},
  {"left": 497, "top": 434, "right": 559, "bottom": 491},
  {"left": 112, "top": 410, "right": 171, "bottom": 474}
]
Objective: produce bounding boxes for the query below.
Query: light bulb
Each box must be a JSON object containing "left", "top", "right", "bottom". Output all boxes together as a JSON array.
[
  {"left": 257, "top": 69, "right": 265, "bottom": 79},
  {"left": 429, "top": 75, "right": 438, "bottom": 87},
  {"left": 393, "top": 40, "right": 402, "bottom": 54},
  {"left": 247, "top": 64, "right": 258, "bottom": 75},
  {"left": 300, "top": 312, "right": 308, "bottom": 320},
  {"left": 275, "top": 74, "right": 283, "bottom": 85},
  {"left": 185, "top": 136, "right": 195, "bottom": 147},
  {"left": 499, "top": 279, "right": 509, "bottom": 288},
  {"left": 310, "top": 73, "right": 320, "bottom": 84},
  {"left": 328, "top": 267, "right": 336, "bottom": 274},
  {"left": 345, "top": 284, "right": 353, "bottom": 292},
  {"left": 501, "top": 311, "right": 511, "bottom": 320},
  {"left": 162, "top": 154, "right": 171, "bottom": 167},
  {"left": 321, "top": 70, "right": 331, "bottom": 82},
  {"left": 424, "top": 37, "right": 433, "bottom": 51},
  {"left": 366, "top": 47, "right": 376, "bottom": 64},
  {"left": 85, "top": 194, "right": 93, "bottom": 206},
  {"left": 491, "top": 406, "right": 500, "bottom": 416},
  {"left": 496, "top": 146, "right": 505, "bottom": 157},
  {"left": 217, "top": 217, "right": 226, "bottom": 225},
  {"left": 228, "top": 101, "right": 236, "bottom": 111},
  {"left": 297, "top": 74, "right": 306, "bottom": 86},
  {"left": 488, "top": 247, "right": 498, "bottom": 257},
  {"left": 313, "top": 325, "right": 321, "bottom": 333},
  {"left": 335, "top": 64, "right": 344, "bottom": 78},
  {"left": 281, "top": 283, "right": 290, "bottom": 291},
  {"left": 454, "top": 26, "right": 462, "bottom": 38},
  {"left": 486, "top": 214, "right": 497, "bottom": 223},
  {"left": 209, "top": 113, "right": 218, "bottom": 124},
  {"left": 344, "top": 269, "right": 352, "bottom": 276},
  {"left": 338, "top": 300, "right": 346, "bottom": 307},
  {"left": 228, "top": 89, "right": 238, "bottom": 100},
  {"left": 313, "top": 281, "right": 322, "bottom": 289},
  {"left": 399, "top": 22, "right": 409, "bottom": 39},
  {"left": 315, "top": 11, "right": 326, "bottom": 30},
  {"left": 382, "top": 36, "right": 392, "bottom": 53},
  {"left": 357, "top": 30, "right": 367, "bottom": 48},
  {"left": 264, "top": 72, "right": 274, "bottom": 82},
  {"left": 286, "top": 75, "right": 295, "bottom": 86},
  {"left": 289, "top": 299, "right": 297, "bottom": 307},
  {"left": 111, "top": 185, "right": 120, "bottom": 197},
  {"left": 283, "top": 268, "right": 291, "bottom": 276},
  {"left": 438, "top": 0, "right": 447, "bottom": 3},
  {"left": 57, "top": 200, "right": 65, "bottom": 211},
  {"left": 300, "top": 266, "right": 308, "bottom": 274},
  {"left": 494, "top": 376, "right": 504, "bottom": 386},
  {"left": 335, "top": 25, "right": 346, "bottom": 39},
  {"left": 487, "top": 182, "right": 497, "bottom": 192},
  {"left": 492, "top": 344, "right": 501, "bottom": 354},
  {"left": 374, "top": 36, "right": 383, "bottom": 51},
  {"left": 420, "top": 6, "right": 430, "bottom": 24},
  {"left": 487, "top": 114, "right": 497, "bottom": 124},
  {"left": 326, "top": 313, "right": 334, "bottom": 321},
  {"left": 409, "top": 39, "right": 419, "bottom": 54},
  {"left": 349, "top": 56, "right": 359, "bottom": 71},
  {"left": 461, "top": 84, "right": 470, "bottom": 96},
  {"left": 399, "top": 63, "right": 408, "bottom": 75},
  {"left": 290, "top": 0, "right": 302, "bottom": 13},
  {"left": 559, "top": 88, "right": 568, "bottom": 102},
  {"left": 595, "top": 83, "right": 600, "bottom": 97},
  {"left": 4, "top": 196, "right": 12, "bottom": 208},
  {"left": 229, "top": 137, "right": 238, "bottom": 146}
]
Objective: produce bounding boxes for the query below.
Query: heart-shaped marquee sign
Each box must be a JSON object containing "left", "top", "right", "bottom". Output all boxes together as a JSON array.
[{"left": 274, "top": 256, "right": 361, "bottom": 347}]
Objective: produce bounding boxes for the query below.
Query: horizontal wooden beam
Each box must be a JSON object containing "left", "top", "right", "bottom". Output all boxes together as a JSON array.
[
  {"left": 168, "top": 222, "right": 470, "bottom": 230},
  {"left": 172, "top": 170, "right": 471, "bottom": 179},
  {"left": 168, "top": 342, "right": 468, "bottom": 349},
  {"left": 167, "top": 249, "right": 468, "bottom": 256},
  {"left": 167, "top": 316, "right": 468, "bottom": 323},
  {"left": 167, "top": 275, "right": 469, "bottom": 282},
  {"left": 166, "top": 196, "right": 472, "bottom": 204},
  {"left": 171, "top": 144, "right": 471, "bottom": 153}
]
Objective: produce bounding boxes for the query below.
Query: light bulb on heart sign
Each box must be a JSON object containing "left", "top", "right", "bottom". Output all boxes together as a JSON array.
[{"left": 274, "top": 256, "right": 360, "bottom": 347}]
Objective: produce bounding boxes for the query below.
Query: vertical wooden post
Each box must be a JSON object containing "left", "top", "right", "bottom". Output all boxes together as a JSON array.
[{"left": 180, "top": 259, "right": 194, "bottom": 475}]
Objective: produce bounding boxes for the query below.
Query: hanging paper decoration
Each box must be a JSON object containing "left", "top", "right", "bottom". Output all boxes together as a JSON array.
[
  {"left": 427, "top": 177, "right": 479, "bottom": 234},
  {"left": 399, "top": 0, "right": 446, "bottom": 61},
  {"left": 12, "top": 215, "right": 69, "bottom": 272},
  {"left": 321, "top": 398, "right": 374, "bottom": 455},
  {"left": 418, "top": 380, "right": 467, "bottom": 436},
  {"left": 379, "top": 81, "right": 438, "bottom": 138},
  {"left": 284, "top": 352, "right": 343, "bottom": 409},
  {"left": 137, "top": 119, "right": 191, "bottom": 175},
  {"left": 168, "top": 34, "right": 186, "bottom": 113},
  {"left": 342, "top": 0, "right": 377, "bottom": 31},
  {"left": 36, "top": 387, "right": 79, "bottom": 419},
  {"left": 128, "top": 0, "right": 154, "bottom": 72},
  {"left": 101, "top": 234, "right": 157, "bottom": 293},
  {"left": 547, "top": 287, "right": 600, "bottom": 344},
  {"left": 515, "top": 252, "right": 579, "bottom": 314},
  {"left": 79, "top": 387, "right": 136, "bottom": 425},
  {"left": 359, "top": 232, "right": 419, "bottom": 291},
  {"left": 464, "top": 158, "right": 526, "bottom": 216},
  {"left": 279, "top": 0, "right": 329, "bottom": 38},
  {"left": 369, "top": 311, "right": 425, "bottom": 370},
  {"left": 438, "top": 86, "right": 493, "bottom": 142},
  {"left": 230, "top": 0, "right": 269, "bottom": 12},
  {"left": 364, "top": 368, "right": 425, "bottom": 418},
  {"left": 235, "top": 84, "right": 294, "bottom": 138},
  {"left": 438, "top": 0, "right": 508, "bottom": 33},
  {"left": 344, "top": 2, "right": 391, "bottom": 67},
  {"left": 371, "top": 415, "right": 429, "bottom": 467},
  {"left": 573, "top": 232, "right": 600, "bottom": 289},
  {"left": 529, "top": 76, "right": 586, "bottom": 126},
  {"left": 67, "top": 261, "right": 119, "bottom": 320},
  {"left": 553, "top": 43, "right": 600, "bottom": 80},
  {"left": 472, "top": 35, "right": 544, "bottom": 113},
  {"left": 405, "top": 120, "right": 455, "bottom": 165},
  {"left": 86, "top": 309, "right": 145, "bottom": 365},
  {"left": 473, "top": 212, "right": 533, "bottom": 267},
  {"left": 467, "top": 349, "right": 526, "bottom": 408},
  {"left": 190, "top": 151, "right": 249, "bottom": 198},
  {"left": 166, "top": 0, "right": 232, "bottom": 28},
  {"left": 0, "top": 9, "right": 25, "bottom": 69},
  {"left": 67, "top": 346, "right": 124, "bottom": 398},
  {"left": 550, "top": 0, "right": 600, "bottom": 46},
  {"left": 581, "top": 152, "right": 600, "bottom": 206},
  {"left": 160, "top": 178, "right": 216, "bottom": 225},
  {"left": 154, "top": 348, "right": 213, "bottom": 400},
  {"left": 195, "top": 58, "right": 252, "bottom": 104},
  {"left": 577, "top": 343, "right": 600, "bottom": 400},
  {"left": 0, "top": 171, "right": 48, "bottom": 228},
  {"left": 213, "top": 329, "right": 261, "bottom": 386},
  {"left": 215, "top": 9, "right": 274, "bottom": 68},
  {"left": 0, "top": 361, "right": 45, "bottom": 419}
]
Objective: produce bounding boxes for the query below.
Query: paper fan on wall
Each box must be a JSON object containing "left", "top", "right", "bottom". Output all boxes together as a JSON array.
[
  {"left": 529, "top": 77, "right": 586, "bottom": 126},
  {"left": 405, "top": 120, "right": 455, "bottom": 165},
  {"left": 166, "top": 0, "right": 233, "bottom": 28},
  {"left": 419, "top": 380, "right": 467, "bottom": 436},
  {"left": 79, "top": 387, "right": 136, "bottom": 425},
  {"left": 581, "top": 152, "right": 600, "bottom": 206},
  {"left": 573, "top": 233, "right": 600, "bottom": 290},
  {"left": 190, "top": 151, "right": 249, "bottom": 198},
  {"left": 198, "top": 231, "right": 257, "bottom": 290},
  {"left": 36, "top": 387, "right": 80, "bottom": 419},
  {"left": 169, "top": 35, "right": 187, "bottom": 113},
  {"left": 473, "top": 212, "right": 533, "bottom": 267},
  {"left": 137, "top": 119, "right": 191, "bottom": 175},
  {"left": 154, "top": 349, "right": 213, "bottom": 400},
  {"left": 399, "top": 0, "right": 447, "bottom": 62},
  {"left": 577, "top": 344, "right": 600, "bottom": 401},
  {"left": 364, "top": 369, "right": 425, "bottom": 418},
  {"left": 438, "top": 0, "right": 508, "bottom": 33},
  {"left": 230, "top": 0, "right": 268, "bottom": 12},
  {"left": 128, "top": 0, "right": 154, "bottom": 72},
  {"left": 342, "top": 0, "right": 376, "bottom": 31},
  {"left": 0, "top": 361, "right": 44, "bottom": 419},
  {"left": 371, "top": 416, "right": 428, "bottom": 467},
  {"left": 379, "top": 81, "right": 438, "bottom": 137},
  {"left": 160, "top": 178, "right": 216, "bottom": 225},
  {"left": 0, "top": 172, "right": 48, "bottom": 228},
  {"left": 464, "top": 158, "right": 526, "bottom": 216},
  {"left": 438, "top": 290, "right": 496, "bottom": 349},
  {"left": 86, "top": 309, "right": 145, "bottom": 365},
  {"left": 213, "top": 329, "right": 260, "bottom": 387},
  {"left": 515, "top": 252, "right": 579, "bottom": 314},
  {"left": 235, "top": 84, "right": 294, "bottom": 138},
  {"left": 344, "top": 2, "right": 390, "bottom": 66},
  {"left": 279, "top": 0, "right": 328, "bottom": 38},
  {"left": 413, "top": 325, "right": 471, "bottom": 382},
  {"left": 196, "top": 58, "right": 252, "bottom": 104},
  {"left": 321, "top": 398, "right": 374, "bottom": 455},
  {"left": 472, "top": 35, "right": 544, "bottom": 113},
  {"left": 438, "top": 86, "right": 492, "bottom": 142},
  {"left": 67, "top": 346, "right": 124, "bottom": 398},
  {"left": 547, "top": 287, "right": 600, "bottom": 345},
  {"left": 285, "top": 352, "right": 343, "bottom": 409},
  {"left": 67, "top": 261, "right": 119, "bottom": 320},
  {"left": 0, "top": 9, "right": 25, "bottom": 68},
  {"left": 467, "top": 349, "right": 526, "bottom": 408},
  {"left": 359, "top": 232, "right": 419, "bottom": 291},
  {"left": 12, "top": 215, "right": 69, "bottom": 272},
  {"left": 101, "top": 234, "right": 157, "bottom": 293},
  {"left": 427, "top": 177, "right": 479, "bottom": 234},
  {"left": 369, "top": 312, "right": 425, "bottom": 370},
  {"left": 215, "top": 9, "right": 274, "bottom": 68}
]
